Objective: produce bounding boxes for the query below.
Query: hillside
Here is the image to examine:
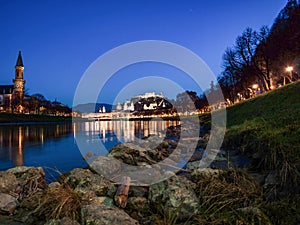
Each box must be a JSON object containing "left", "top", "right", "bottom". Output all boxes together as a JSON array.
[
  {"left": 223, "top": 80, "right": 300, "bottom": 168},
  {"left": 226, "top": 80, "right": 300, "bottom": 128},
  {"left": 223, "top": 81, "right": 300, "bottom": 158},
  {"left": 218, "top": 81, "right": 300, "bottom": 222}
]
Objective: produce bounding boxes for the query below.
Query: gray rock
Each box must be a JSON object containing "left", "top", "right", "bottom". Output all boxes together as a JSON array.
[
  {"left": 121, "top": 165, "right": 162, "bottom": 185},
  {"left": 128, "top": 186, "right": 148, "bottom": 198},
  {"left": 90, "top": 156, "right": 121, "bottom": 178},
  {"left": 66, "top": 168, "right": 115, "bottom": 197},
  {"left": 0, "top": 171, "right": 20, "bottom": 195},
  {"left": 149, "top": 175, "right": 199, "bottom": 220},
  {"left": 7, "top": 166, "right": 45, "bottom": 179},
  {"left": 44, "top": 217, "right": 80, "bottom": 225},
  {"left": 91, "top": 197, "right": 114, "bottom": 207},
  {"left": 48, "top": 182, "right": 61, "bottom": 188},
  {"left": 7, "top": 166, "right": 46, "bottom": 192},
  {"left": 190, "top": 168, "right": 222, "bottom": 183},
  {"left": 186, "top": 160, "right": 202, "bottom": 170},
  {"left": 0, "top": 193, "right": 18, "bottom": 215},
  {"left": 81, "top": 204, "right": 139, "bottom": 225},
  {"left": 126, "top": 197, "right": 151, "bottom": 221}
]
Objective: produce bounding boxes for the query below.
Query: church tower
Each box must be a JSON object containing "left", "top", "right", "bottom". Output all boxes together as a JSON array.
[{"left": 13, "top": 51, "right": 26, "bottom": 104}]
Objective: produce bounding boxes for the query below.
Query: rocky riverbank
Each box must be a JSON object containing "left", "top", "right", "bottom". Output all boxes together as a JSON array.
[{"left": 0, "top": 139, "right": 282, "bottom": 225}]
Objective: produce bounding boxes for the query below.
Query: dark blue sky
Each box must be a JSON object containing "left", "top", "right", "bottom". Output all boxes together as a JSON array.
[{"left": 0, "top": 0, "right": 286, "bottom": 106}]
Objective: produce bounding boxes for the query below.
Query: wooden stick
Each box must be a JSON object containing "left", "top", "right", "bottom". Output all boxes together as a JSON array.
[{"left": 114, "top": 176, "right": 131, "bottom": 208}]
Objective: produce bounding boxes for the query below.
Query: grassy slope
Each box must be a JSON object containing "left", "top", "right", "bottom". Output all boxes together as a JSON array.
[
  {"left": 223, "top": 81, "right": 300, "bottom": 164},
  {"left": 226, "top": 80, "right": 300, "bottom": 128},
  {"left": 213, "top": 81, "right": 300, "bottom": 224}
]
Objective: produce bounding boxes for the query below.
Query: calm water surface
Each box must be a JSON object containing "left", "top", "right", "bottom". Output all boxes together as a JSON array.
[{"left": 0, "top": 120, "right": 179, "bottom": 181}]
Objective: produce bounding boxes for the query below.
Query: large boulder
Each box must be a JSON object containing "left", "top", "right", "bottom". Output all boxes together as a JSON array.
[
  {"left": 125, "top": 197, "right": 151, "bottom": 222},
  {"left": 108, "top": 143, "right": 155, "bottom": 165},
  {"left": 65, "top": 168, "right": 115, "bottom": 198},
  {"left": 148, "top": 174, "right": 199, "bottom": 220},
  {"left": 90, "top": 156, "right": 121, "bottom": 179},
  {"left": 81, "top": 204, "right": 139, "bottom": 225},
  {"left": 0, "top": 193, "right": 18, "bottom": 215},
  {"left": 0, "top": 171, "right": 20, "bottom": 195},
  {"left": 7, "top": 166, "right": 46, "bottom": 193}
]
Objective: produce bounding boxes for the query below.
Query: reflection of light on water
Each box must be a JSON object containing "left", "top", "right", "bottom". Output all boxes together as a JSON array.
[
  {"left": 78, "top": 120, "right": 181, "bottom": 145},
  {"left": 40, "top": 128, "right": 44, "bottom": 144},
  {"left": 18, "top": 126, "right": 23, "bottom": 150},
  {"left": 15, "top": 126, "right": 24, "bottom": 167}
]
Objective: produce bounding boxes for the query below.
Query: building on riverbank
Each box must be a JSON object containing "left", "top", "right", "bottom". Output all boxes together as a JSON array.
[{"left": 0, "top": 51, "right": 26, "bottom": 112}]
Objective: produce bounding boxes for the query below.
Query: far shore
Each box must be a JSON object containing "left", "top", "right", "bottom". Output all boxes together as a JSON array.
[{"left": 0, "top": 113, "right": 73, "bottom": 124}]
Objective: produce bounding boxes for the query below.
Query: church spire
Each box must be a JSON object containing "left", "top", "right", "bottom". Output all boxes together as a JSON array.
[{"left": 15, "top": 51, "right": 24, "bottom": 67}]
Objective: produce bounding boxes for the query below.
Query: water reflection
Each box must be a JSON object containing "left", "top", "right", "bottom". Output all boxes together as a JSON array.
[
  {"left": 74, "top": 120, "right": 180, "bottom": 160},
  {"left": 0, "top": 120, "right": 180, "bottom": 180},
  {"left": 77, "top": 120, "right": 180, "bottom": 143},
  {"left": 0, "top": 123, "right": 75, "bottom": 169}
]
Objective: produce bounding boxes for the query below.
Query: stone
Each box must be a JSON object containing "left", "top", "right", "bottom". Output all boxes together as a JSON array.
[
  {"left": 48, "top": 182, "right": 61, "bottom": 188},
  {"left": 81, "top": 204, "right": 139, "bottom": 225},
  {"left": 148, "top": 175, "right": 199, "bottom": 220},
  {"left": 91, "top": 197, "right": 114, "bottom": 207},
  {"left": 186, "top": 160, "right": 202, "bottom": 170},
  {"left": 191, "top": 168, "right": 222, "bottom": 183},
  {"left": 0, "top": 193, "right": 18, "bottom": 215},
  {"left": 128, "top": 186, "right": 148, "bottom": 198},
  {"left": 126, "top": 197, "right": 151, "bottom": 221},
  {"left": 44, "top": 217, "right": 80, "bottom": 225},
  {"left": 90, "top": 155, "right": 121, "bottom": 178},
  {"left": 120, "top": 165, "right": 162, "bottom": 186},
  {"left": 66, "top": 168, "right": 114, "bottom": 197},
  {"left": 7, "top": 166, "right": 46, "bottom": 191},
  {"left": 0, "top": 171, "right": 20, "bottom": 195}
]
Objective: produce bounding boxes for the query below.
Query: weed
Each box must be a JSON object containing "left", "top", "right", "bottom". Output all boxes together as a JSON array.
[{"left": 195, "top": 168, "right": 271, "bottom": 224}]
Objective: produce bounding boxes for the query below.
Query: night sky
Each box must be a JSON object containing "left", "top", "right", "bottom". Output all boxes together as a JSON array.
[{"left": 0, "top": 0, "right": 286, "bottom": 106}]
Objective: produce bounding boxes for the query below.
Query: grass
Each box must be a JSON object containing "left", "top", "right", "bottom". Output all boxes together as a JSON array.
[
  {"left": 261, "top": 194, "right": 300, "bottom": 225},
  {"left": 225, "top": 81, "right": 300, "bottom": 128},
  {"left": 194, "top": 81, "right": 300, "bottom": 224},
  {"left": 194, "top": 168, "right": 271, "bottom": 225},
  {"left": 19, "top": 171, "right": 82, "bottom": 223},
  {"left": 219, "top": 81, "right": 300, "bottom": 192},
  {"left": 31, "top": 182, "right": 82, "bottom": 220}
]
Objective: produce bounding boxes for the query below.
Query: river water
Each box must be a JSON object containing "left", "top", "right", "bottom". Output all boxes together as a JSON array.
[{"left": 0, "top": 120, "right": 179, "bottom": 181}]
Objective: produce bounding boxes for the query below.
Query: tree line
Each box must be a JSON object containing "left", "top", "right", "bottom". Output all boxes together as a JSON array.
[
  {"left": 176, "top": 0, "right": 300, "bottom": 111},
  {"left": 218, "top": 0, "right": 300, "bottom": 104}
]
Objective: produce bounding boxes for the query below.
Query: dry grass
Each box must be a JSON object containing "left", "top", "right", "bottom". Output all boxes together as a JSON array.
[
  {"left": 33, "top": 183, "right": 81, "bottom": 220},
  {"left": 195, "top": 168, "right": 271, "bottom": 225}
]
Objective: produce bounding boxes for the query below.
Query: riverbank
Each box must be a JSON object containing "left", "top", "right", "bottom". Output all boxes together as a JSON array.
[
  {"left": 0, "top": 113, "right": 72, "bottom": 124},
  {"left": 0, "top": 163, "right": 270, "bottom": 225}
]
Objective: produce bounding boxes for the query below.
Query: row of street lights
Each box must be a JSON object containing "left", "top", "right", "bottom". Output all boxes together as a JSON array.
[{"left": 236, "top": 66, "right": 294, "bottom": 103}]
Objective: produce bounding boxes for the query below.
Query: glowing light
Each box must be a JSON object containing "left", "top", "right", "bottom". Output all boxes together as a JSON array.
[
  {"left": 286, "top": 66, "right": 293, "bottom": 72},
  {"left": 252, "top": 84, "right": 258, "bottom": 89}
]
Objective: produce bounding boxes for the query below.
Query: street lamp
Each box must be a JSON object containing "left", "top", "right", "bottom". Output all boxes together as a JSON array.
[
  {"left": 284, "top": 66, "right": 293, "bottom": 85},
  {"left": 252, "top": 84, "right": 258, "bottom": 90},
  {"left": 286, "top": 66, "right": 293, "bottom": 72},
  {"left": 251, "top": 84, "right": 259, "bottom": 97}
]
